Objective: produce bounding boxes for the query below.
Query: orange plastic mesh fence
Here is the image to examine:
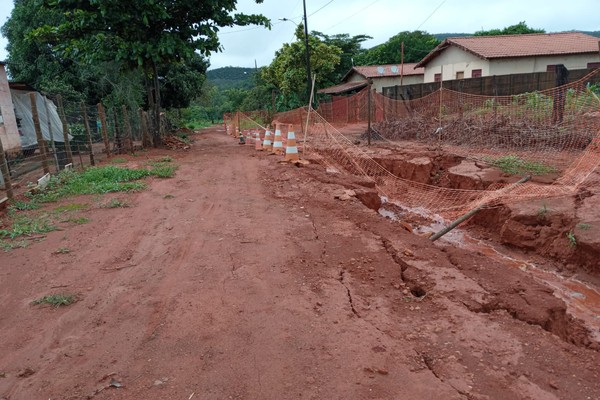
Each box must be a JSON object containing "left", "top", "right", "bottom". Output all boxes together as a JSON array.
[{"left": 226, "top": 70, "right": 599, "bottom": 219}]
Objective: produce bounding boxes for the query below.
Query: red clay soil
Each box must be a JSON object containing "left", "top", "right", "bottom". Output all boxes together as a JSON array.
[{"left": 1, "top": 126, "right": 600, "bottom": 400}]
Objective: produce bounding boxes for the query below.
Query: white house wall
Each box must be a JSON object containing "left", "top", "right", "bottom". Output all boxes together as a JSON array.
[
  {"left": 489, "top": 54, "right": 600, "bottom": 75},
  {"left": 0, "top": 65, "right": 21, "bottom": 154},
  {"left": 423, "top": 47, "right": 488, "bottom": 82},
  {"left": 423, "top": 46, "right": 600, "bottom": 83}
]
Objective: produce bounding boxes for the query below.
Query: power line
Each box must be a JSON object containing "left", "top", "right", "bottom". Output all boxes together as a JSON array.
[
  {"left": 323, "top": 0, "right": 383, "bottom": 32},
  {"left": 308, "top": 0, "right": 336, "bottom": 18},
  {"left": 415, "top": 0, "right": 448, "bottom": 31}
]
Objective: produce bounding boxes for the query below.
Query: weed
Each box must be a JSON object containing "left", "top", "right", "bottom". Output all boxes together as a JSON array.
[
  {"left": 55, "top": 247, "right": 71, "bottom": 254},
  {"left": 110, "top": 157, "right": 128, "bottom": 164},
  {"left": 489, "top": 155, "right": 555, "bottom": 175},
  {"left": 0, "top": 215, "right": 56, "bottom": 239},
  {"left": 0, "top": 239, "right": 29, "bottom": 252},
  {"left": 150, "top": 164, "right": 178, "bottom": 178},
  {"left": 576, "top": 223, "right": 591, "bottom": 230},
  {"left": 9, "top": 200, "right": 41, "bottom": 211},
  {"left": 33, "top": 293, "right": 76, "bottom": 307},
  {"left": 566, "top": 231, "right": 577, "bottom": 247},
  {"left": 101, "top": 198, "right": 130, "bottom": 208},
  {"left": 164, "top": 194, "right": 175, "bottom": 199},
  {"left": 63, "top": 217, "right": 89, "bottom": 225},
  {"left": 537, "top": 203, "right": 549, "bottom": 218}
]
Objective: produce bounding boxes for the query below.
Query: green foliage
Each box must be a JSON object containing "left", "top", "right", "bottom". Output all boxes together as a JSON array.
[
  {"left": 474, "top": 21, "right": 545, "bottom": 36},
  {"left": 101, "top": 198, "right": 130, "bottom": 208},
  {"left": 565, "top": 231, "right": 577, "bottom": 247},
  {"left": 262, "top": 24, "right": 342, "bottom": 108},
  {"left": 147, "top": 157, "right": 178, "bottom": 178},
  {"left": 489, "top": 155, "right": 555, "bottom": 175},
  {"left": 55, "top": 247, "right": 71, "bottom": 254},
  {"left": 354, "top": 31, "right": 440, "bottom": 66},
  {"left": 52, "top": 203, "right": 89, "bottom": 213},
  {"left": 312, "top": 32, "right": 372, "bottom": 84},
  {"left": 207, "top": 67, "right": 257, "bottom": 90},
  {"left": 0, "top": 215, "right": 56, "bottom": 239},
  {"left": 0, "top": 239, "right": 29, "bottom": 252},
  {"left": 576, "top": 223, "right": 591, "bottom": 230},
  {"left": 9, "top": 200, "right": 41, "bottom": 211},
  {"left": 63, "top": 217, "right": 90, "bottom": 225},
  {"left": 33, "top": 293, "right": 76, "bottom": 307}
]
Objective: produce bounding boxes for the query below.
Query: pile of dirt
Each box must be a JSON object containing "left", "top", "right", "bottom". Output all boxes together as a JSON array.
[{"left": 162, "top": 135, "right": 191, "bottom": 150}]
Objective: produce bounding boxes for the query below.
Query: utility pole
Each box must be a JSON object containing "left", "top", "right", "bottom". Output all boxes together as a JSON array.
[{"left": 302, "top": 0, "right": 312, "bottom": 106}]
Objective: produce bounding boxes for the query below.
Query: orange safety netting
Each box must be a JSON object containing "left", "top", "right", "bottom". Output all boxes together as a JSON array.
[{"left": 225, "top": 69, "right": 600, "bottom": 219}]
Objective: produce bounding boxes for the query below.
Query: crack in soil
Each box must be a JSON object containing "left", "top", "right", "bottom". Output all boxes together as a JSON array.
[
  {"left": 380, "top": 237, "right": 410, "bottom": 281},
  {"left": 338, "top": 269, "right": 360, "bottom": 317},
  {"left": 417, "top": 351, "right": 472, "bottom": 399}
]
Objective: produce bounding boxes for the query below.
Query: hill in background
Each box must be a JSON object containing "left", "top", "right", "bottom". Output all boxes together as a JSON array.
[{"left": 206, "top": 67, "right": 256, "bottom": 90}]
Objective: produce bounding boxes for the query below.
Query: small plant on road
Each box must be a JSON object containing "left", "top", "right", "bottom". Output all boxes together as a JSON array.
[
  {"left": 32, "top": 293, "right": 76, "bottom": 307},
  {"left": 0, "top": 215, "right": 56, "bottom": 239},
  {"left": 101, "top": 198, "right": 130, "bottom": 208},
  {"left": 576, "top": 223, "right": 591, "bottom": 230},
  {"left": 537, "top": 203, "right": 549, "bottom": 219},
  {"left": 566, "top": 231, "right": 577, "bottom": 247},
  {"left": 54, "top": 247, "right": 71, "bottom": 254}
]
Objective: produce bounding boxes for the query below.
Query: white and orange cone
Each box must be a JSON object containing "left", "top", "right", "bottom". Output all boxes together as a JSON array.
[
  {"left": 255, "top": 130, "right": 263, "bottom": 150},
  {"left": 263, "top": 128, "right": 273, "bottom": 151},
  {"left": 272, "top": 123, "right": 284, "bottom": 154},
  {"left": 245, "top": 129, "right": 253, "bottom": 145},
  {"left": 285, "top": 124, "right": 300, "bottom": 162}
]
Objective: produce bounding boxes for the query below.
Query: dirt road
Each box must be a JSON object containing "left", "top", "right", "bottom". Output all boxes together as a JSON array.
[{"left": 1, "top": 126, "right": 599, "bottom": 399}]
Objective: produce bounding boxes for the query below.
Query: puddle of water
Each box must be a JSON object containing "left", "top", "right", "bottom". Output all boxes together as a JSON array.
[{"left": 377, "top": 202, "right": 600, "bottom": 342}]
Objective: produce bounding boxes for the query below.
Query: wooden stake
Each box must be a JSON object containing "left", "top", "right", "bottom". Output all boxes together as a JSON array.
[
  {"left": 56, "top": 94, "right": 73, "bottom": 164},
  {"left": 139, "top": 108, "right": 151, "bottom": 148},
  {"left": 81, "top": 102, "right": 95, "bottom": 166},
  {"left": 113, "top": 108, "right": 123, "bottom": 154},
  {"left": 122, "top": 105, "right": 134, "bottom": 153},
  {"left": 29, "top": 92, "right": 51, "bottom": 174},
  {"left": 97, "top": 103, "right": 111, "bottom": 158}
]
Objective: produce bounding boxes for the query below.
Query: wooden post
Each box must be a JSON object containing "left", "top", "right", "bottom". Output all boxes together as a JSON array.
[
  {"left": 113, "top": 108, "right": 123, "bottom": 154},
  {"left": 29, "top": 92, "right": 51, "bottom": 174},
  {"left": 122, "top": 105, "right": 134, "bottom": 153},
  {"left": 0, "top": 137, "right": 14, "bottom": 200},
  {"left": 56, "top": 94, "right": 73, "bottom": 164},
  {"left": 44, "top": 96, "right": 59, "bottom": 170},
  {"left": 367, "top": 80, "right": 372, "bottom": 145},
  {"left": 552, "top": 64, "right": 569, "bottom": 124},
  {"left": 81, "top": 102, "right": 95, "bottom": 166},
  {"left": 97, "top": 103, "right": 111, "bottom": 159},
  {"left": 140, "top": 108, "right": 151, "bottom": 148}
]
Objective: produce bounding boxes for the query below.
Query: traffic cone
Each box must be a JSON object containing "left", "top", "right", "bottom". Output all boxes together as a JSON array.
[
  {"left": 245, "top": 129, "right": 253, "bottom": 145},
  {"left": 255, "top": 130, "right": 263, "bottom": 150},
  {"left": 285, "top": 124, "right": 299, "bottom": 162},
  {"left": 272, "top": 122, "right": 284, "bottom": 154},
  {"left": 263, "top": 128, "right": 273, "bottom": 151}
]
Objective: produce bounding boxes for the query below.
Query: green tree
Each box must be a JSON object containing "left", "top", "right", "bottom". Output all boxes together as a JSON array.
[
  {"left": 262, "top": 24, "right": 342, "bottom": 110},
  {"left": 312, "top": 32, "right": 372, "bottom": 84},
  {"left": 35, "top": 0, "right": 270, "bottom": 144},
  {"left": 354, "top": 31, "right": 440, "bottom": 66},
  {"left": 474, "top": 21, "right": 545, "bottom": 36}
]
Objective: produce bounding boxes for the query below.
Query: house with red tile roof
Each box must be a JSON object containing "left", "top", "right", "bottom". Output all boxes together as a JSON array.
[
  {"left": 318, "top": 63, "right": 424, "bottom": 95},
  {"left": 416, "top": 32, "right": 600, "bottom": 83}
]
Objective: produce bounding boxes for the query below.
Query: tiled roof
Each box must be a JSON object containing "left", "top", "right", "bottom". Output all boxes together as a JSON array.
[
  {"left": 417, "top": 32, "right": 600, "bottom": 67},
  {"left": 318, "top": 80, "right": 368, "bottom": 95},
  {"left": 343, "top": 63, "right": 424, "bottom": 80}
]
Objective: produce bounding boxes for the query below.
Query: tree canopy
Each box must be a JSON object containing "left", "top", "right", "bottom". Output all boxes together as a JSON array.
[
  {"left": 354, "top": 31, "right": 440, "bottom": 66},
  {"left": 474, "top": 21, "right": 545, "bottom": 36}
]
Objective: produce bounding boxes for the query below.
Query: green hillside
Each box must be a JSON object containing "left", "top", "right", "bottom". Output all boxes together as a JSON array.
[{"left": 206, "top": 67, "right": 256, "bottom": 90}]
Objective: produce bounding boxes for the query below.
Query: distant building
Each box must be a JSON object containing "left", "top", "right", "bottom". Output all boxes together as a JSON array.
[
  {"left": 416, "top": 32, "right": 600, "bottom": 83},
  {"left": 318, "top": 63, "right": 425, "bottom": 95},
  {"left": 0, "top": 61, "right": 21, "bottom": 155}
]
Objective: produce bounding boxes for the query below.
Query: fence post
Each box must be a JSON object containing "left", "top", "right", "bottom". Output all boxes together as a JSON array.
[
  {"left": 140, "top": 109, "right": 151, "bottom": 148},
  {"left": 113, "top": 108, "right": 123, "bottom": 154},
  {"left": 56, "top": 94, "right": 74, "bottom": 165},
  {"left": 122, "top": 105, "right": 134, "bottom": 153},
  {"left": 44, "top": 96, "right": 59, "bottom": 170},
  {"left": 81, "top": 102, "right": 95, "bottom": 166},
  {"left": 97, "top": 103, "right": 111, "bottom": 159},
  {"left": 29, "top": 92, "right": 51, "bottom": 174},
  {"left": 367, "top": 80, "right": 372, "bottom": 145},
  {"left": 0, "top": 137, "right": 14, "bottom": 200}
]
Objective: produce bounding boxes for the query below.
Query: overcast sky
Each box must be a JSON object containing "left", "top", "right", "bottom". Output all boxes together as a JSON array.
[{"left": 1, "top": 0, "right": 598, "bottom": 70}]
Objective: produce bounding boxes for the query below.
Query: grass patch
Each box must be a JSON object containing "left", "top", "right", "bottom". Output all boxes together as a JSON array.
[
  {"left": 566, "top": 231, "right": 577, "bottom": 247},
  {"left": 32, "top": 293, "right": 76, "bottom": 307},
  {"left": 577, "top": 223, "right": 591, "bottom": 230},
  {"left": 164, "top": 194, "right": 175, "bottom": 199},
  {"left": 488, "top": 155, "right": 555, "bottom": 175},
  {"left": 147, "top": 157, "right": 178, "bottom": 178},
  {"left": 9, "top": 200, "right": 41, "bottom": 211},
  {"left": 0, "top": 215, "right": 56, "bottom": 239},
  {"left": 63, "top": 217, "right": 89, "bottom": 225},
  {"left": 0, "top": 239, "right": 29, "bottom": 252},
  {"left": 29, "top": 167, "right": 150, "bottom": 203},
  {"left": 110, "top": 157, "right": 128, "bottom": 164}
]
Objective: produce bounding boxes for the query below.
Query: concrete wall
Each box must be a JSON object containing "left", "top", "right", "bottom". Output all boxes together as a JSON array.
[
  {"left": 490, "top": 54, "right": 600, "bottom": 75},
  {"left": 0, "top": 64, "right": 21, "bottom": 154},
  {"left": 347, "top": 71, "right": 424, "bottom": 92},
  {"left": 423, "top": 47, "right": 488, "bottom": 82}
]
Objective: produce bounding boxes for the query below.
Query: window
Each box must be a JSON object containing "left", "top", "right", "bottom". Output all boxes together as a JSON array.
[
  {"left": 456, "top": 71, "right": 464, "bottom": 79},
  {"left": 588, "top": 62, "right": 600, "bottom": 69},
  {"left": 434, "top": 73, "right": 442, "bottom": 82},
  {"left": 472, "top": 69, "right": 482, "bottom": 78},
  {"left": 546, "top": 65, "right": 556, "bottom": 72}
]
